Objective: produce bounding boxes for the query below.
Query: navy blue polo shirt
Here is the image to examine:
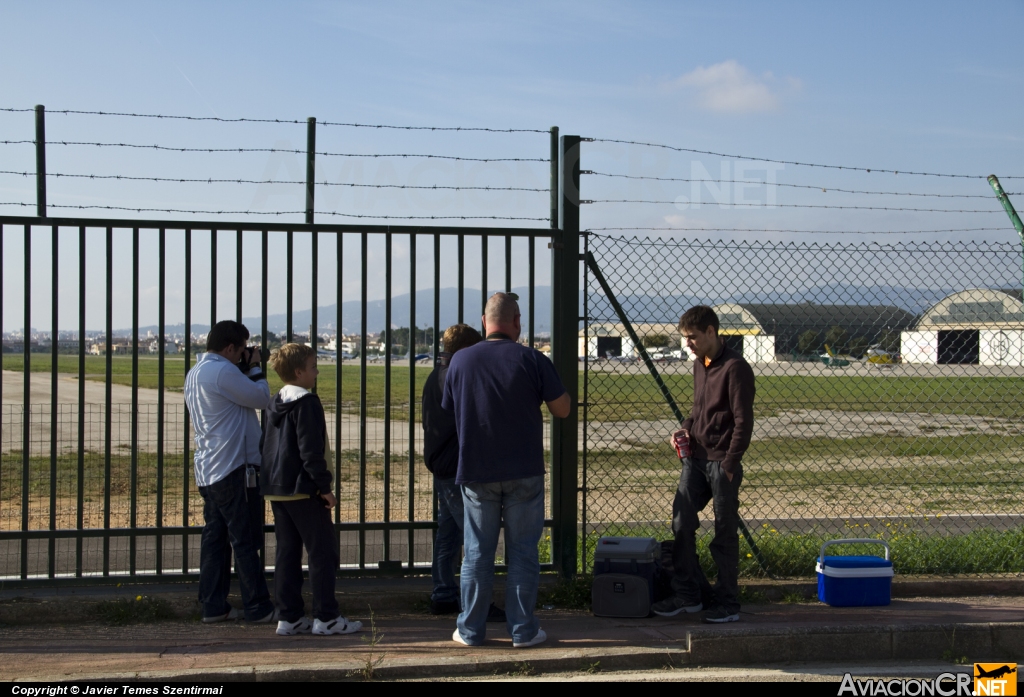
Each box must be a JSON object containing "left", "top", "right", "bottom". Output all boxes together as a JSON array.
[{"left": 441, "top": 339, "right": 566, "bottom": 484}]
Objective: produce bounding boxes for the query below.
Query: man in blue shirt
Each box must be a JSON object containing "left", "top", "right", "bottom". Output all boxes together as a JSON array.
[
  {"left": 442, "top": 293, "right": 571, "bottom": 648},
  {"left": 184, "top": 320, "right": 275, "bottom": 624}
]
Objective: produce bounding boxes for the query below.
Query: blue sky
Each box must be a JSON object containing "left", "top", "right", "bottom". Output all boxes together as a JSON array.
[{"left": 1, "top": 1, "right": 1022, "bottom": 331}]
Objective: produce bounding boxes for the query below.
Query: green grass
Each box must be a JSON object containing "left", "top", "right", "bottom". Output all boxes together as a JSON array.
[
  {"left": 578, "top": 525, "right": 1024, "bottom": 577},
  {"left": 584, "top": 371, "right": 1024, "bottom": 421},
  {"left": 3, "top": 355, "right": 432, "bottom": 417},
  {"left": 7, "top": 356, "right": 1024, "bottom": 422}
]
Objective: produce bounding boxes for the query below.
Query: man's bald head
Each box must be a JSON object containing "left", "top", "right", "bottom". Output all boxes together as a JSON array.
[{"left": 483, "top": 292, "right": 521, "bottom": 340}]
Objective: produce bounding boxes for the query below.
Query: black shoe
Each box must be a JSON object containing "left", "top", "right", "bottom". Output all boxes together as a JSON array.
[
  {"left": 429, "top": 599, "right": 460, "bottom": 615},
  {"left": 486, "top": 603, "right": 507, "bottom": 623},
  {"left": 702, "top": 604, "right": 740, "bottom": 624}
]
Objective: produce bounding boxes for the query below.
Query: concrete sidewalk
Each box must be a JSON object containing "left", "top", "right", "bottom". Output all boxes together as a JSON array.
[{"left": 2, "top": 581, "right": 1023, "bottom": 681}]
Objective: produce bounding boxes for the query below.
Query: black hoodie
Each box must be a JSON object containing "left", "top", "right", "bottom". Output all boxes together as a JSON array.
[{"left": 260, "top": 391, "right": 332, "bottom": 497}]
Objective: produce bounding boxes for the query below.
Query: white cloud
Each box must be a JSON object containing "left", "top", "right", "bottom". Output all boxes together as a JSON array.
[{"left": 666, "top": 60, "right": 796, "bottom": 113}]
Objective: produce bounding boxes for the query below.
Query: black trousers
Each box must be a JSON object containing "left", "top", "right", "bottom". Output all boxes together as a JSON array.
[
  {"left": 271, "top": 497, "right": 340, "bottom": 622},
  {"left": 670, "top": 458, "right": 743, "bottom": 613}
]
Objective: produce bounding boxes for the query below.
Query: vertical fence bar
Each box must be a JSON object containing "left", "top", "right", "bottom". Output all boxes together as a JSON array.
[
  {"left": 156, "top": 228, "right": 165, "bottom": 574},
  {"left": 311, "top": 229, "right": 318, "bottom": 389},
  {"left": 334, "top": 231, "right": 342, "bottom": 527},
  {"left": 236, "top": 230, "right": 243, "bottom": 323},
  {"left": 48, "top": 224, "right": 57, "bottom": 577},
  {"left": 0, "top": 225, "right": 3, "bottom": 574},
  {"left": 286, "top": 231, "right": 293, "bottom": 342},
  {"left": 210, "top": 229, "right": 217, "bottom": 328},
  {"left": 182, "top": 228, "right": 192, "bottom": 574},
  {"left": 433, "top": 233, "right": 440, "bottom": 365},
  {"left": 551, "top": 134, "right": 581, "bottom": 577},
  {"left": 481, "top": 235, "right": 488, "bottom": 327},
  {"left": 457, "top": 234, "right": 464, "bottom": 324},
  {"left": 103, "top": 227, "right": 112, "bottom": 576},
  {"left": 130, "top": 228, "right": 139, "bottom": 575},
  {"left": 306, "top": 118, "right": 316, "bottom": 225},
  {"left": 383, "top": 233, "right": 392, "bottom": 563},
  {"left": 408, "top": 232, "right": 416, "bottom": 568},
  {"left": 581, "top": 231, "right": 589, "bottom": 571},
  {"left": 528, "top": 237, "right": 535, "bottom": 348},
  {"left": 21, "top": 224, "right": 30, "bottom": 579},
  {"left": 505, "top": 235, "right": 512, "bottom": 292},
  {"left": 260, "top": 229, "right": 268, "bottom": 573},
  {"left": 359, "top": 232, "right": 368, "bottom": 569},
  {"left": 76, "top": 226, "right": 85, "bottom": 577},
  {"left": 35, "top": 106, "right": 46, "bottom": 217},
  {"left": 432, "top": 232, "right": 440, "bottom": 532}
]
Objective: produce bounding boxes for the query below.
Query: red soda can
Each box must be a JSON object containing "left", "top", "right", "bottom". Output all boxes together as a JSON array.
[{"left": 673, "top": 431, "right": 690, "bottom": 459}]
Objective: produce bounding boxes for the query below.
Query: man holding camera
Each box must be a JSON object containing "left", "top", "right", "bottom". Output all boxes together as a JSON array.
[{"left": 185, "top": 320, "right": 275, "bottom": 623}]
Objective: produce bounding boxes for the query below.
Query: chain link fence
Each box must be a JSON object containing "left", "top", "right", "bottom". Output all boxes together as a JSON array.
[{"left": 583, "top": 233, "right": 1024, "bottom": 578}]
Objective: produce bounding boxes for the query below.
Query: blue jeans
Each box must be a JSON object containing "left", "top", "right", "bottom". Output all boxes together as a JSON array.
[
  {"left": 457, "top": 475, "right": 544, "bottom": 645},
  {"left": 431, "top": 476, "right": 464, "bottom": 604},
  {"left": 198, "top": 466, "right": 274, "bottom": 620}
]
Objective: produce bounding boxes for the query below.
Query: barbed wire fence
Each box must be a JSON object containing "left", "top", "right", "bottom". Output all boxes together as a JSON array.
[{"left": 2, "top": 106, "right": 1024, "bottom": 580}]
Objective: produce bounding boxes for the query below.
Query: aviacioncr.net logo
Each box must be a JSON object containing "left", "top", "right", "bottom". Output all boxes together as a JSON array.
[{"left": 838, "top": 672, "right": 972, "bottom": 696}]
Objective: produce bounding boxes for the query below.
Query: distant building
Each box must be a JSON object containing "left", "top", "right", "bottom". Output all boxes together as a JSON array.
[{"left": 903, "top": 289, "right": 1024, "bottom": 365}]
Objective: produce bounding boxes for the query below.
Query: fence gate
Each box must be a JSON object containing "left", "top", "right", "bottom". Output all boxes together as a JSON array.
[
  {"left": 582, "top": 232, "right": 1024, "bottom": 578},
  {"left": 0, "top": 127, "right": 591, "bottom": 587}
]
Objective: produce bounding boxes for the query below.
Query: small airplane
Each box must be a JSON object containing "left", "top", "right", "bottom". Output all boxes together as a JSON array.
[
  {"left": 976, "top": 665, "right": 1016, "bottom": 680},
  {"left": 866, "top": 344, "right": 898, "bottom": 365},
  {"left": 820, "top": 344, "right": 851, "bottom": 368}
]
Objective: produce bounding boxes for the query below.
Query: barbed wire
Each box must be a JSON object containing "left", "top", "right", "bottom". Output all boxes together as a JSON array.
[
  {"left": 587, "top": 137, "right": 1024, "bottom": 180},
  {"left": 0, "top": 201, "right": 547, "bottom": 221},
  {"left": 585, "top": 199, "right": 1001, "bottom": 214},
  {"left": 588, "top": 232, "right": 1022, "bottom": 252},
  {"left": 587, "top": 226, "right": 1015, "bottom": 235},
  {"left": 0, "top": 140, "right": 548, "bottom": 162},
  {"left": 0, "top": 169, "right": 547, "bottom": 192},
  {"left": 0, "top": 107, "right": 548, "bottom": 133},
  {"left": 583, "top": 170, "right": 1016, "bottom": 198}
]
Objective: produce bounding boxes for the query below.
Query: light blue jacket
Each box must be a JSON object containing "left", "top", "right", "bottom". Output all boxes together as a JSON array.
[{"left": 184, "top": 352, "right": 271, "bottom": 487}]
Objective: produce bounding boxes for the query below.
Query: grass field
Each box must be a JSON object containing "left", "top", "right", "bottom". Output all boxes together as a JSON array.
[{"left": 6, "top": 355, "right": 1024, "bottom": 423}]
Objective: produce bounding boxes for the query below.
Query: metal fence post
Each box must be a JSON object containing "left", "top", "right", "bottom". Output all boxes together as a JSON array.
[
  {"left": 988, "top": 176, "right": 1024, "bottom": 318},
  {"left": 306, "top": 117, "right": 316, "bottom": 224},
  {"left": 35, "top": 105, "right": 46, "bottom": 217},
  {"left": 551, "top": 134, "right": 580, "bottom": 577}
]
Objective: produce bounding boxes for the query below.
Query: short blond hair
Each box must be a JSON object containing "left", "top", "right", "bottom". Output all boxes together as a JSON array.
[
  {"left": 269, "top": 343, "right": 316, "bottom": 382},
  {"left": 442, "top": 324, "right": 482, "bottom": 354}
]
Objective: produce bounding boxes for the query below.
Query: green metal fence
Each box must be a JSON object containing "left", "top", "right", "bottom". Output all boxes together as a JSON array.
[{"left": 582, "top": 233, "right": 1024, "bottom": 577}]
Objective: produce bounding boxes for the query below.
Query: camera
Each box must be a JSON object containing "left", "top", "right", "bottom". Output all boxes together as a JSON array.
[{"left": 236, "top": 345, "right": 267, "bottom": 372}]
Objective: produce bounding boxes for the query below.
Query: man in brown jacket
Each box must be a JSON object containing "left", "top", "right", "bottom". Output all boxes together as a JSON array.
[{"left": 653, "top": 305, "right": 755, "bottom": 623}]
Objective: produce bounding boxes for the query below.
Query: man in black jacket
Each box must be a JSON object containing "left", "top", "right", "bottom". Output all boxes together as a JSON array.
[
  {"left": 423, "top": 323, "right": 503, "bottom": 620},
  {"left": 652, "top": 305, "right": 755, "bottom": 624}
]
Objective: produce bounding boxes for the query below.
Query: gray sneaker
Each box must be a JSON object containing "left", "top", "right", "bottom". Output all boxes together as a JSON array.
[
  {"left": 651, "top": 596, "right": 703, "bottom": 617},
  {"left": 702, "top": 605, "right": 740, "bottom": 623}
]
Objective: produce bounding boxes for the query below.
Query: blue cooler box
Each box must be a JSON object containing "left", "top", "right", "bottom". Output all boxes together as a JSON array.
[{"left": 816, "top": 539, "right": 893, "bottom": 607}]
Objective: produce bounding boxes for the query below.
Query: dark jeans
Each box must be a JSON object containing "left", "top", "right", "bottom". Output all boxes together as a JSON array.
[
  {"left": 198, "top": 466, "right": 274, "bottom": 620},
  {"left": 671, "top": 458, "right": 743, "bottom": 614},
  {"left": 431, "top": 475, "right": 464, "bottom": 604},
  {"left": 271, "top": 497, "right": 340, "bottom": 622}
]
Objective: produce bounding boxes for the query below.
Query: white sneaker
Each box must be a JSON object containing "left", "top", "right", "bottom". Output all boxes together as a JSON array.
[
  {"left": 512, "top": 628, "right": 547, "bottom": 648},
  {"left": 276, "top": 617, "right": 313, "bottom": 636},
  {"left": 313, "top": 616, "right": 362, "bottom": 635},
  {"left": 452, "top": 628, "right": 471, "bottom": 646},
  {"left": 202, "top": 607, "right": 241, "bottom": 623}
]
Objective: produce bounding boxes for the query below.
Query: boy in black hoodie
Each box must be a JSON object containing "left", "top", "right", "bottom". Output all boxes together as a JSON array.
[{"left": 262, "top": 343, "right": 361, "bottom": 636}]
